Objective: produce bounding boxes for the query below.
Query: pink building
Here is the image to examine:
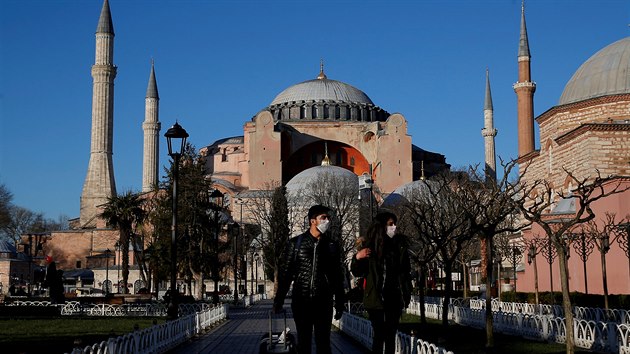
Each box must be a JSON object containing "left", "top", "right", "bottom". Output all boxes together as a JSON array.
[{"left": 514, "top": 8, "right": 630, "bottom": 296}]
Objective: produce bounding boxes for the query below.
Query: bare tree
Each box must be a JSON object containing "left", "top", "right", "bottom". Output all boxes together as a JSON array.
[
  {"left": 458, "top": 160, "right": 523, "bottom": 349},
  {"left": 245, "top": 183, "right": 299, "bottom": 295},
  {"left": 518, "top": 170, "right": 629, "bottom": 354},
  {"left": 302, "top": 170, "right": 360, "bottom": 266},
  {"left": 401, "top": 171, "right": 474, "bottom": 330}
]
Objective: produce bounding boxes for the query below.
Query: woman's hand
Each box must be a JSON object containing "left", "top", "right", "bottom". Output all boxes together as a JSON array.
[{"left": 356, "top": 248, "right": 371, "bottom": 260}]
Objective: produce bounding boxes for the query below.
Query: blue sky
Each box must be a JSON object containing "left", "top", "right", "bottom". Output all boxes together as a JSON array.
[{"left": 0, "top": 0, "right": 628, "bottom": 220}]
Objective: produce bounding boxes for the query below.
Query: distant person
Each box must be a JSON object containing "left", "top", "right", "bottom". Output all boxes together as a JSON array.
[
  {"left": 44, "top": 256, "right": 65, "bottom": 304},
  {"left": 273, "top": 204, "right": 346, "bottom": 354},
  {"left": 351, "top": 211, "right": 412, "bottom": 354}
]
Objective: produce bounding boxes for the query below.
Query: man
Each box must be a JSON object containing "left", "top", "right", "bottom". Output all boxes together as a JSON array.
[{"left": 273, "top": 204, "right": 346, "bottom": 354}]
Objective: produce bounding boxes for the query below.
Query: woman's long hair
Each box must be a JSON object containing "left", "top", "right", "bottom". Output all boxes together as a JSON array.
[{"left": 365, "top": 211, "right": 397, "bottom": 258}]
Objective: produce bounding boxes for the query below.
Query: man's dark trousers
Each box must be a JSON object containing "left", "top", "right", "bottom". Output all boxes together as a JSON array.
[{"left": 292, "top": 297, "right": 333, "bottom": 354}]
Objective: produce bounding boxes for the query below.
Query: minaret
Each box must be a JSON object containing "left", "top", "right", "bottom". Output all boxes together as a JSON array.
[
  {"left": 482, "top": 68, "right": 497, "bottom": 182},
  {"left": 513, "top": 1, "right": 536, "bottom": 159},
  {"left": 142, "top": 61, "right": 161, "bottom": 192},
  {"left": 80, "top": 0, "right": 117, "bottom": 227}
]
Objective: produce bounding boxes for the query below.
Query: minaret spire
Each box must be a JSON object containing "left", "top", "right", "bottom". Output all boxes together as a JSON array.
[
  {"left": 513, "top": 0, "right": 536, "bottom": 159},
  {"left": 142, "top": 61, "right": 161, "bottom": 192},
  {"left": 482, "top": 68, "right": 497, "bottom": 182},
  {"left": 81, "top": 0, "right": 117, "bottom": 227}
]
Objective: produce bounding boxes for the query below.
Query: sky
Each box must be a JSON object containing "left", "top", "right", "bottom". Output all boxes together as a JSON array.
[{"left": 0, "top": 0, "right": 628, "bottom": 220}]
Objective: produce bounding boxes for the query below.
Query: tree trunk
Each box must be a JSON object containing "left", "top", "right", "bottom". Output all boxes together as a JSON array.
[
  {"left": 419, "top": 264, "right": 427, "bottom": 324},
  {"left": 484, "top": 236, "right": 494, "bottom": 348},
  {"left": 601, "top": 250, "right": 609, "bottom": 310},
  {"left": 558, "top": 246, "right": 575, "bottom": 354},
  {"left": 462, "top": 262, "right": 468, "bottom": 299},
  {"left": 442, "top": 260, "right": 453, "bottom": 329},
  {"left": 121, "top": 230, "right": 130, "bottom": 294}
]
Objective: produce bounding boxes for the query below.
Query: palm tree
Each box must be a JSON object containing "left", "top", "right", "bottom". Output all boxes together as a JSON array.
[{"left": 100, "top": 191, "right": 146, "bottom": 294}]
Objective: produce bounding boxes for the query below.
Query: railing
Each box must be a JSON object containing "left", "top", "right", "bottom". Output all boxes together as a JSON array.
[
  {"left": 333, "top": 310, "right": 454, "bottom": 354},
  {"left": 8, "top": 297, "right": 269, "bottom": 317},
  {"left": 407, "top": 298, "right": 630, "bottom": 353},
  {"left": 67, "top": 303, "right": 229, "bottom": 354},
  {"left": 468, "top": 298, "right": 630, "bottom": 325}
]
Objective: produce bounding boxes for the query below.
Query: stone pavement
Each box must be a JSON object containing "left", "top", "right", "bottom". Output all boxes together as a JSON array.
[{"left": 169, "top": 299, "right": 370, "bottom": 354}]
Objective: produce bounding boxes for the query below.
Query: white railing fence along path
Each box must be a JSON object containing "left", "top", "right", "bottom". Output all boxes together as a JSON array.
[
  {"left": 332, "top": 310, "right": 454, "bottom": 354},
  {"left": 67, "top": 303, "right": 229, "bottom": 354},
  {"left": 406, "top": 298, "right": 630, "bottom": 353}
]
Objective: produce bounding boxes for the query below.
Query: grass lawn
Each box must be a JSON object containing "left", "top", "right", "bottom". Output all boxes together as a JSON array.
[
  {"left": 399, "top": 313, "right": 591, "bottom": 354},
  {"left": 0, "top": 317, "right": 165, "bottom": 354}
]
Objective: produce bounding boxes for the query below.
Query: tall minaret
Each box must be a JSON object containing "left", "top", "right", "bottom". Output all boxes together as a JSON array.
[
  {"left": 482, "top": 68, "right": 497, "bottom": 182},
  {"left": 513, "top": 1, "right": 536, "bottom": 159},
  {"left": 80, "top": 0, "right": 117, "bottom": 227},
  {"left": 142, "top": 61, "right": 161, "bottom": 192}
]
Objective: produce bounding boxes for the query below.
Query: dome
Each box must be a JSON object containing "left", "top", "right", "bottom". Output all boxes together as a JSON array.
[
  {"left": 382, "top": 179, "right": 439, "bottom": 208},
  {"left": 271, "top": 78, "right": 374, "bottom": 106},
  {"left": 286, "top": 165, "right": 358, "bottom": 194},
  {"left": 559, "top": 37, "right": 630, "bottom": 105}
]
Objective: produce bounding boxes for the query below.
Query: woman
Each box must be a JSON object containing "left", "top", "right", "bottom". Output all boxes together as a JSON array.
[{"left": 351, "top": 211, "right": 412, "bottom": 354}]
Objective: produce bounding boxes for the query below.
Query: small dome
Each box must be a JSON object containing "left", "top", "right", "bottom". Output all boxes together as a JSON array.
[
  {"left": 559, "top": 37, "right": 630, "bottom": 105},
  {"left": 271, "top": 78, "right": 374, "bottom": 106},
  {"left": 382, "top": 179, "right": 438, "bottom": 208},
  {"left": 286, "top": 165, "right": 358, "bottom": 194}
]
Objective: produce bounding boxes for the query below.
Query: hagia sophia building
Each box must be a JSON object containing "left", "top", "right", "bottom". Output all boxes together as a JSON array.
[{"left": 1, "top": 0, "right": 628, "bottom": 297}]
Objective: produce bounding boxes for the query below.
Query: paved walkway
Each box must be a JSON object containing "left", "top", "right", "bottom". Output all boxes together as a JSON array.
[{"left": 169, "top": 299, "right": 370, "bottom": 354}]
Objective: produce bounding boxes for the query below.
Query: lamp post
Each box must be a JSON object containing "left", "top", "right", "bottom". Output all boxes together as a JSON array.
[
  {"left": 234, "top": 198, "right": 247, "bottom": 302},
  {"left": 210, "top": 189, "right": 223, "bottom": 304},
  {"left": 254, "top": 253, "right": 260, "bottom": 294},
  {"left": 114, "top": 241, "right": 121, "bottom": 293},
  {"left": 232, "top": 224, "right": 239, "bottom": 305},
  {"left": 165, "top": 121, "right": 189, "bottom": 319},
  {"left": 527, "top": 242, "right": 539, "bottom": 306},
  {"left": 104, "top": 249, "right": 112, "bottom": 296},
  {"left": 509, "top": 245, "right": 522, "bottom": 292}
]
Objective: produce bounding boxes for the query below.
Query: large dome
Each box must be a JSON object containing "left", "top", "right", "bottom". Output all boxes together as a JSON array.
[
  {"left": 271, "top": 78, "right": 373, "bottom": 106},
  {"left": 559, "top": 37, "right": 630, "bottom": 105}
]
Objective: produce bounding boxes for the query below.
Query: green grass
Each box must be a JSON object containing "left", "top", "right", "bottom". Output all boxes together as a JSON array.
[
  {"left": 0, "top": 317, "right": 165, "bottom": 354},
  {"left": 398, "top": 313, "right": 590, "bottom": 354}
]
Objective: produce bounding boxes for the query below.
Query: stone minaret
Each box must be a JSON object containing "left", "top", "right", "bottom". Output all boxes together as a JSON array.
[
  {"left": 482, "top": 68, "right": 497, "bottom": 182},
  {"left": 513, "top": 1, "right": 536, "bottom": 159},
  {"left": 80, "top": 0, "right": 117, "bottom": 227},
  {"left": 142, "top": 61, "right": 160, "bottom": 192}
]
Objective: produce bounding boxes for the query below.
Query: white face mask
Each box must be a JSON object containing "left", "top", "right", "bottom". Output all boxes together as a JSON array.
[
  {"left": 386, "top": 225, "right": 396, "bottom": 238},
  {"left": 316, "top": 219, "right": 330, "bottom": 234}
]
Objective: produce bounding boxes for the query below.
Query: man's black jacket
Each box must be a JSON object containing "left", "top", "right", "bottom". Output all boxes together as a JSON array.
[{"left": 274, "top": 230, "right": 346, "bottom": 312}]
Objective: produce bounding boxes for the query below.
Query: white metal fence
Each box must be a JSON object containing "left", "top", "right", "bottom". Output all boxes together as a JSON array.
[
  {"left": 67, "top": 303, "right": 229, "bottom": 354},
  {"left": 406, "top": 298, "right": 630, "bottom": 353},
  {"left": 333, "top": 310, "right": 454, "bottom": 354}
]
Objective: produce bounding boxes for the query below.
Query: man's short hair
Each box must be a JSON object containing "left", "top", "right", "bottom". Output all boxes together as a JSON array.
[{"left": 308, "top": 204, "right": 331, "bottom": 220}]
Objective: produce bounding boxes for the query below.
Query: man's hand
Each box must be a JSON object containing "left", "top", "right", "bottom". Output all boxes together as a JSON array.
[
  {"left": 355, "top": 248, "right": 371, "bottom": 260},
  {"left": 334, "top": 308, "right": 344, "bottom": 320}
]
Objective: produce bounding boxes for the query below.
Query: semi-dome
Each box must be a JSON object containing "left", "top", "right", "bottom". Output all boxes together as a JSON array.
[
  {"left": 382, "top": 179, "right": 439, "bottom": 208},
  {"left": 559, "top": 37, "right": 630, "bottom": 105},
  {"left": 271, "top": 79, "right": 374, "bottom": 106},
  {"left": 286, "top": 165, "right": 358, "bottom": 194}
]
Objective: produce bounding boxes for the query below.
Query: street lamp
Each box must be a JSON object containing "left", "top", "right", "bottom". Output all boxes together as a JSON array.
[
  {"left": 234, "top": 198, "right": 247, "bottom": 302},
  {"left": 210, "top": 189, "right": 224, "bottom": 304},
  {"left": 104, "top": 249, "right": 112, "bottom": 296},
  {"left": 254, "top": 253, "right": 260, "bottom": 294},
  {"left": 114, "top": 241, "right": 121, "bottom": 293},
  {"left": 164, "top": 121, "right": 189, "bottom": 319}
]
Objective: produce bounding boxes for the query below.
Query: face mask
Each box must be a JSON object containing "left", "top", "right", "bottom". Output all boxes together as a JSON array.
[
  {"left": 316, "top": 219, "right": 330, "bottom": 234},
  {"left": 386, "top": 225, "right": 396, "bottom": 238}
]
